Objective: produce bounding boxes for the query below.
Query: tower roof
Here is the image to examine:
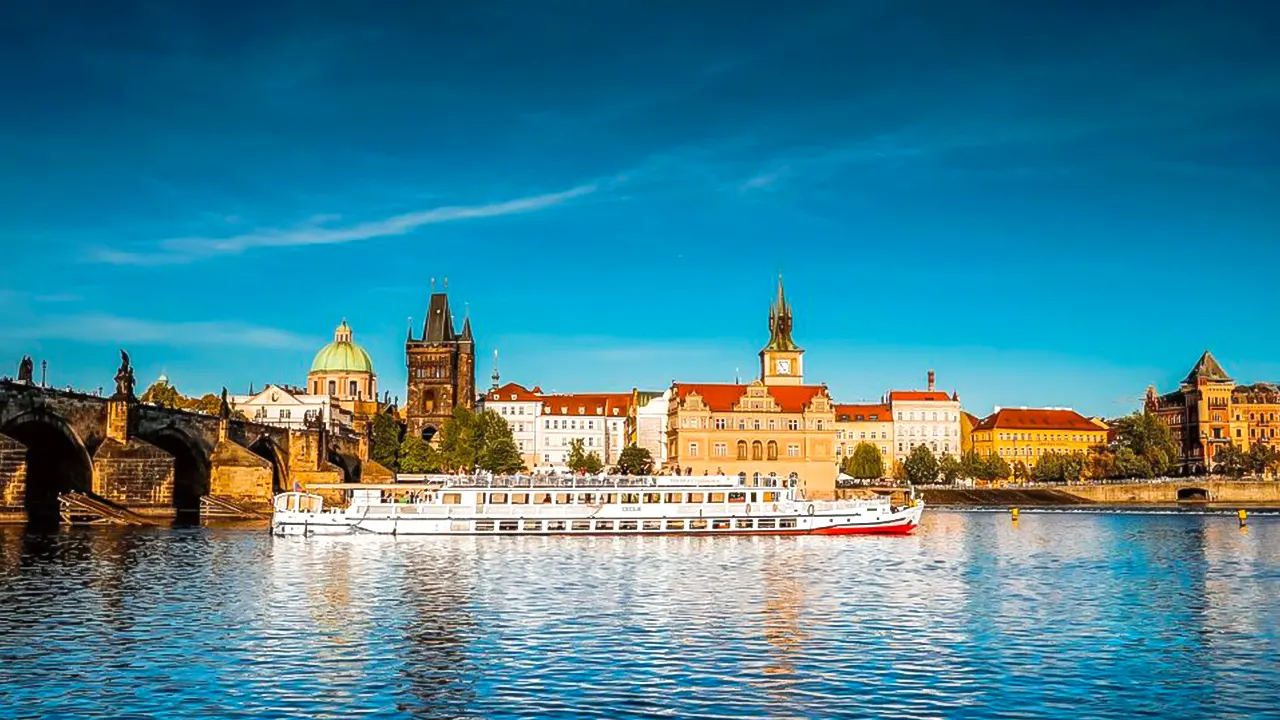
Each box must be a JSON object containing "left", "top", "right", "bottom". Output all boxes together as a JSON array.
[
  {"left": 763, "top": 275, "right": 800, "bottom": 352},
  {"left": 311, "top": 320, "right": 374, "bottom": 374},
  {"left": 421, "top": 292, "right": 457, "bottom": 343},
  {"left": 1183, "top": 350, "right": 1231, "bottom": 384}
]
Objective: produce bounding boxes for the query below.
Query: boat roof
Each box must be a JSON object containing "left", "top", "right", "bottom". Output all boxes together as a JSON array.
[{"left": 307, "top": 474, "right": 768, "bottom": 491}]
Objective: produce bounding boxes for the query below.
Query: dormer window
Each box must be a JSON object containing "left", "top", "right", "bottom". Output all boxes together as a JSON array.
[
  {"left": 510, "top": 394, "right": 516, "bottom": 400},
  {"left": 579, "top": 406, "right": 586, "bottom": 414}
]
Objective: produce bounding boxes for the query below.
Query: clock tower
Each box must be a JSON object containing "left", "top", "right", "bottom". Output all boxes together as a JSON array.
[{"left": 760, "top": 276, "right": 804, "bottom": 386}]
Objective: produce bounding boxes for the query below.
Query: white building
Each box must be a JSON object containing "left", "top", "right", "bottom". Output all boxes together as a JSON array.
[
  {"left": 478, "top": 382, "right": 544, "bottom": 469},
  {"left": 632, "top": 389, "right": 670, "bottom": 466},
  {"left": 230, "top": 384, "right": 352, "bottom": 430},
  {"left": 535, "top": 393, "right": 631, "bottom": 471},
  {"left": 888, "top": 371, "right": 962, "bottom": 463}
]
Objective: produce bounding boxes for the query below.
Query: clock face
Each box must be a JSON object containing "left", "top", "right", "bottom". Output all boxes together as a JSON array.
[{"left": 777, "top": 359, "right": 791, "bottom": 375}]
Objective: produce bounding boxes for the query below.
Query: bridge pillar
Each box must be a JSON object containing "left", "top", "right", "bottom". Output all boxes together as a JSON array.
[
  {"left": 209, "top": 417, "right": 275, "bottom": 510},
  {"left": 92, "top": 398, "right": 175, "bottom": 514},
  {"left": 0, "top": 432, "right": 27, "bottom": 517},
  {"left": 286, "top": 427, "right": 343, "bottom": 502}
]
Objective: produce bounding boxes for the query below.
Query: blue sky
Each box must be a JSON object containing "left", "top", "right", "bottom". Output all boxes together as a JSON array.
[{"left": 3, "top": 0, "right": 1279, "bottom": 417}]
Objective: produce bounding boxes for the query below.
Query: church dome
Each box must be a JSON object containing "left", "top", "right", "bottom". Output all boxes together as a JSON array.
[{"left": 310, "top": 320, "right": 374, "bottom": 374}]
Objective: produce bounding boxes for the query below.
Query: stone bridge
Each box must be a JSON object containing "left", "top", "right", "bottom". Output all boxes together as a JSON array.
[{"left": 0, "top": 380, "right": 391, "bottom": 524}]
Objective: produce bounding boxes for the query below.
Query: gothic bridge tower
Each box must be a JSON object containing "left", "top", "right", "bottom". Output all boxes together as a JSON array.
[{"left": 405, "top": 289, "right": 475, "bottom": 441}]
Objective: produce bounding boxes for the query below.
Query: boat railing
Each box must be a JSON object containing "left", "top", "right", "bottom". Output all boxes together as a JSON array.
[{"left": 394, "top": 474, "right": 787, "bottom": 490}]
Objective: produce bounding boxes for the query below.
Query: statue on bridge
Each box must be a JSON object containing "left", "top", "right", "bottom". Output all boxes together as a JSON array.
[
  {"left": 17, "top": 356, "right": 34, "bottom": 385},
  {"left": 113, "top": 349, "right": 136, "bottom": 400},
  {"left": 219, "top": 387, "right": 230, "bottom": 420}
]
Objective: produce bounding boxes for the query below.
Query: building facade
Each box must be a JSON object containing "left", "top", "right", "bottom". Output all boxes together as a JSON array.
[
  {"left": 832, "top": 404, "right": 893, "bottom": 468},
  {"left": 536, "top": 393, "right": 631, "bottom": 470},
  {"left": 479, "top": 382, "right": 543, "bottom": 469},
  {"left": 309, "top": 320, "right": 377, "bottom": 403},
  {"left": 230, "top": 384, "right": 351, "bottom": 430},
  {"left": 889, "top": 371, "right": 962, "bottom": 464},
  {"left": 666, "top": 279, "right": 838, "bottom": 499},
  {"left": 970, "top": 408, "right": 1108, "bottom": 472},
  {"left": 631, "top": 389, "right": 670, "bottom": 466},
  {"left": 405, "top": 291, "right": 476, "bottom": 441},
  {"left": 1146, "top": 351, "right": 1280, "bottom": 472}
]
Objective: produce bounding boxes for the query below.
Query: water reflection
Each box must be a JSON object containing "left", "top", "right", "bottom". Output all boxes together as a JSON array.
[{"left": 0, "top": 513, "right": 1278, "bottom": 719}]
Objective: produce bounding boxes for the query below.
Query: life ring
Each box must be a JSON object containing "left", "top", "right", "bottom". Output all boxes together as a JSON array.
[
  {"left": 745, "top": 504, "right": 751, "bottom": 515},
  {"left": 806, "top": 504, "right": 815, "bottom": 516}
]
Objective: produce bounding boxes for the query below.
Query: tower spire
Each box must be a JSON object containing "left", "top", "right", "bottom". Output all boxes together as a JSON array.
[{"left": 491, "top": 349, "right": 500, "bottom": 390}]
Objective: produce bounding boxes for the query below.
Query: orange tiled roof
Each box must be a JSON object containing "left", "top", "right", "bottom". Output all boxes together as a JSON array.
[
  {"left": 889, "top": 390, "right": 954, "bottom": 402},
  {"left": 486, "top": 382, "right": 541, "bottom": 403},
  {"left": 674, "top": 383, "right": 828, "bottom": 413},
  {"left": 972, "top": 408, "right": 1107, "bottom": 432},
  {"left": 832, "top": 403, "right": 891, "bottom": 422},
  {"left": 539, "top": 392, "right": 632, "bottom": 417}
]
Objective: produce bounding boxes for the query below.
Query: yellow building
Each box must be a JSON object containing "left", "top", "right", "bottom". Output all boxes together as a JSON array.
[
  {"left": 832, "top": 404, "right": 893, "bottom": 469},
  {"left": 970, "top": 408, "right": 1108, "bottom": 472},
  {"left": 667, "top": 279, "right": 838, "bottom": 499},
  {"left": 960, "top": 411, "right": 981, "bottom": 454}
]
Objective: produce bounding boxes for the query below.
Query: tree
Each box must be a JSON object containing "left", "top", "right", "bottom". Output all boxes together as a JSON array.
[
  {"left": 436, "top": 406, "right": 480, "bottom": 472},
  {"left": 1011, "top": 461, "right": 1029, "bottom": 483},
  {"left": 1112, "top": 411, "right": 1179, "bottom": 476},
  {"left": 937, "top": 454, "right": 963, "bottom": 485},
  {"left": 475, "top": 409, "right": 525, "bottom": 474},
  {"left": 1246, "top": 443, "right": 1280, "bottom": 477},
  {"left": 566, "top": 439, "right": 604, "bottom": 474},
  {"left": 890, "top": 460, "right": 906, "bottom": 482},
  {"left": 983, "top": 454, "right": 1011, "bottom": 482},
  {"left": 1213, "top": 444, "right": 1249, "bottom": 478},
  {"left": 1031, "top": 452, "right": 1087, "bottom": 484},
  {"left": 843, "top": 442, "right": 884, "bottom": 480},
  {"left": 399, "top": 435, "right": 442, "bottom": 473},
  {"left": 615, "top": 444, "right": 654, "bottom": 475},
  {"left": 140, "top": 380, "right": 183, "bottom": 408},
  {"left": 903, "top": 445, "right": 939, "bottom": 484},
  {"left": 369, "top": 412, "right": 404, "bottom": 472}
]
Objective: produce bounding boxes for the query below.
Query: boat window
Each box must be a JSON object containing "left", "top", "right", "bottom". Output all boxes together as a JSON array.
[
  {"left": 533, "top": 493, "right": 552, "bottom": 504},
  {"left": 709, "top": 493, "right": 726, "bottom": 503},
  {"left": 475, "top": 520, "right": 495, "bottom": 532},
  {"left": 690, "top": 519, "right": 708, "bottom": 530},
  {"left": 450, "top": 520, "right": 469, "bottom": 532},
  {"left": 711, "top": 519, "right": 730, "bottom": 530},
  {"left": 489, "top": 493, "right": 508, "bottom": 504},
  {"left": 763, "top": 492, "right": 777, "bottom": 503},
  {"left": 499, "top": 521, "right": 519, "bottom": 532},
  {"left": 547, "top": 521, "right": 567, "bottom": 531},
  {"left": 476, "top": 493, "right": 486, "bottom": 505},
  {"left": 621, "top": 493, "right": 640, "bottom": 504},
  {"left": 736, "top": 519, "right": 753, "bottom": 529},
  {"left": 555, "top": 494, "right": 572, "bottom": 504},
  {"left": 664, "top": 493, "right": 683, "bottom": 503},
  {"left": 576, "top": 493, "right": 595, "bottom": 504},
  {"left": 779, "top": 518, "right": 797, "bottom": 529},
  {"left": 619, "top": 520, "right": 638, "bottom": 531},
  {"left": 665, "top": 520, "right": 685, "bottom": 531},
  {"left": 728, "top": 492, "right": 746, "bottom": 503},
  {"left": 442, "top": 493, "right": 462, "bottom": 505},
  {"left": 523, "top": 520, "right": 543, "bottom": 531},
  {"left": 749, "top": 492, "right": 758, "bottom": 503},
  {"left": 601, "top": 493, "right": 617, "bottom": 504},
  {"left": 643, "top": 492, "right": 662, "bottom": 504},
  {"left": 595, "top": 520, "right": 615, "bottom": 531},
  {"left": 757, "top": 518, "right": 777, "bottom": 529},
  {"left": 642, "top": 520, "right": 661, "bottom": 531},
  {"left": 688, "top": 492, "right": 705, "bottom": 503},
  {"left": 571, "top": 520, "right": 591, "bottom": 531},
  {"left": 511, "top": 493, "right": 529, "bottom": 505}
]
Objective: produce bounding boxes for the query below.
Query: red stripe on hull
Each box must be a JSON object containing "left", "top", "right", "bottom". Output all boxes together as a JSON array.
[{"left": 810, "top": 522, "right": 918, "bottom": 535}]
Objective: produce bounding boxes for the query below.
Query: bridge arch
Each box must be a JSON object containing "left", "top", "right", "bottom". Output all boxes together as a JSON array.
[
  {"left": 249, "top": 435, "right": 289, "bottom": 494},
  {"left": 1177, "top": 487, "right": 1209, "bottom": 502},
  {"left": 328, "top": 449, "right": 360, "bottom": 484},
  {"left": 137, "top": 426, "right": 211, "bottom": 516},
  {"left": 0, "top": 411, "right": 94, "bottom": 525}
]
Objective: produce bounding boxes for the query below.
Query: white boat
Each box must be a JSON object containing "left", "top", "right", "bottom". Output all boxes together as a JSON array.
[{"left": 271, "top": 474, "right": 924, "bottom": 537}]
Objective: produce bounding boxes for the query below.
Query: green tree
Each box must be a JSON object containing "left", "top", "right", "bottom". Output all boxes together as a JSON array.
[
  {"left": 566, "top": 439, "right": 604, "bottom": 474},
  {"left": 140, "top": 380, "right": 183, "bottom": 408},
  {"left": 475, "top": 409, "right": 525, "bottom": 474},
  {"left": 961, "top": 451, "right": 985, "bottom": 481},
  {"left": 398, "top": 435, "right": 442, "bottom": 473},
  {"left": 1214, "top": 444, "right": 1250, "bottom": 479},
  {"left": 436, "top": 406, "right": 480, "bottom": 472},
  {"left": 842, "top": 442, "right": 884, "bottom": 480},
  {"left": 615, "top": 444, "right": 654, "bottom": 475},
  {"left": 890, "top": 460, "right": 906, "bottom": 482},
  {"left": 369, "top": 411, "right": 404, "bottom": 472},
  {"left": 903, "top": 445, "right": 940, "bottom": 484},
  {"left": 1246, "top": 443, "right": 1280, "bottom": 477},
  {"left": 1112, "top": 411, "right": 1179, "bottom": 476},
  {"left": 983, "top": 454, "right": 1011, "bottom": 482},
  {"left": 937, "top": 454, "right": 963, "bottom": 485},
  {"left": 1011, "top": 460, "right": 1030, "bottom": 483},
  {"left": 1113, "top": 447, "right": 1153, "bottom": 479}
]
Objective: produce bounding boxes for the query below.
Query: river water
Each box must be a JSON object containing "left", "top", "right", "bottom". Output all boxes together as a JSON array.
[{"left": 1, "top": 511, "right": 1277, "bottom": 720}]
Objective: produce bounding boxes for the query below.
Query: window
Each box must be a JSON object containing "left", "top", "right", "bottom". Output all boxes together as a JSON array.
[
  {"left": 688, "top": 442, "right": 699, "bottom": 457},
  {"left": 836, "top": 430, "right": 844, "bottom": 440},
  {"left": 714, "top": 443, "right": 727, "bottom": 457},
  {"left": 787, "top": 419, "right": 800, "bottom": 431},
  {"left": 280, "top": 409, "right": 291, "bottom": 420},
  {"left": 349, "top": 380, "right": 358, "bottom": 397},
  {"left": 767, "top": 441, "right": 778, "bottom": 461},
  {"left": 738, "top": 420, "right": 747, "bottom": 430},
  {"left": 787, "top": 444, "right": 800, "bottom": 457},
  {"left": 768, "top": 419, "right": 777, "bottom": 430},
  {"left": 752, "top": 441, "right": 764, "bottom": 461},
  {"left": 327, "top": 380, "right": 336, "bottom": 395},
  {"left": 715, "top": 418, "right": 726, "bottom": 430},
  {"left": 816, "top": 420, "right": 825, "bottom": 430},
  {"left": 737, "top": 441, "right": 748, "bottom": 460},
  {"left": 753, "top": 419, "right": 762, "bottom": 430}
]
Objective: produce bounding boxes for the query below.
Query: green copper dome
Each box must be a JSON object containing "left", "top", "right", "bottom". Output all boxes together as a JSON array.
[{"left": 310, "top": 321, "right": 374, "bottom": 374}]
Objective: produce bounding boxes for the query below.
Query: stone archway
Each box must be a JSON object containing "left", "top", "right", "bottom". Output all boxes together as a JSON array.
[
  {"left": 1177, "top": 487, "right": 1209, "bottom": 502},
  {"left": 249, "top": 436, "right": 289, "bottom": 494},
  {"left": 138, "top": 427, "right": 211, "bottom": 517},
  {"left": 0, "top": 412, "right": 94, "bottom": 526},
  {"left": 328, "top": 449, "right": 360, "bottom": 484}
]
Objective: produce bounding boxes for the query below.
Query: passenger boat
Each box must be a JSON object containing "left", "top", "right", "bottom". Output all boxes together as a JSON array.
[{"left": 271, "top": 474, "right": 924, "bottom": 537}]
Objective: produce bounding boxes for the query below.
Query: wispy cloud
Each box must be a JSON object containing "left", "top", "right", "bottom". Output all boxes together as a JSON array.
[
  {"left": 10, "top": 314, "right": 312, "bottom": 350},
  {"left": 738, "top": 167, "right": 788, "bottom": 192},
  {"left": 93, "top": 183, "right": 598, "bottom": 265}
]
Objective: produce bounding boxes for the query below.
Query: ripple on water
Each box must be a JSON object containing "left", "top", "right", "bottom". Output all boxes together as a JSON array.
[{"left": 0, "top": 512, "right": 1278, "bottom": 719}]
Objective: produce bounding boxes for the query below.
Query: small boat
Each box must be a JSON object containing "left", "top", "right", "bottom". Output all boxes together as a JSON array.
[{"left": 271, "top": 474, "right": 924, "bottom": 537}]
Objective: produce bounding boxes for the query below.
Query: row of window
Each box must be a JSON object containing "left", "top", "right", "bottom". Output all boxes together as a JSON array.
[
  {"left": 480, "top": 490, "right": 780, "bottom": 505},
  {"left": 471, "top": 517, "right": 800, "bottom": 532},
  {"left": 836, "top": 430, "right": 889, "bottom": 440},
  {"left": 835, "top": 445, "right": 890, "bottom": 456},
  {"left": 312, "top": 379, "right": 372, "bottom": 398},
  {"left": 897, "top": 412, "right": 958, "bottom": 422},
  {"left": 897, "top": 441, "right": 952, "bottom": 454},
  {"left": 253, "top": 408, "right": 320, "bottom": 421},
  {"left": 694, "top": 418, "right": 814, "bottom": 431},
  {"left": 685, "top": 441, "right": 802, "bottom": 460},
  {"left": 991, "top": 431, "right": 1099, "bottom": 442}
]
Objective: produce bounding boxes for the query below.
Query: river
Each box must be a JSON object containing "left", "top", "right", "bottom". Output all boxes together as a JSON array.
[{"left": 1, "top": 511, "right": 1277, "bottom": 719}]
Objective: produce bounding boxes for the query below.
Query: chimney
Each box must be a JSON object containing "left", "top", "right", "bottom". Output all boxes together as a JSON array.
[{"left": 927, "top": 370, "right": 936, "bottom": 392}]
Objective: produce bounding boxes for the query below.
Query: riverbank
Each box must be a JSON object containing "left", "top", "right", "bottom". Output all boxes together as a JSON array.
[{"left": 918, "top": 486, "right": 1280, "bottom": 510}]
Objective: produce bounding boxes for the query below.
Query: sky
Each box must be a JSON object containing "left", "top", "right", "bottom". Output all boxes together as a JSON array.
[{"left": 2, "top": 0, "right": 1279, "bottom": 418}]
